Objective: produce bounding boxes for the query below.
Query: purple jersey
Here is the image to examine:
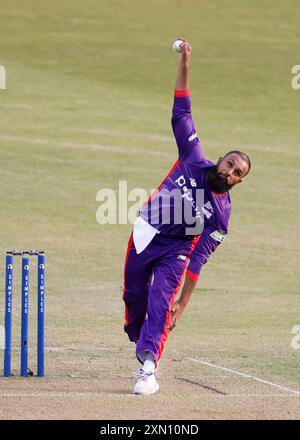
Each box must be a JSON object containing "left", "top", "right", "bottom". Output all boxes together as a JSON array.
[{"left": 139, "top": 89, "right": 231, "bottom": 280}]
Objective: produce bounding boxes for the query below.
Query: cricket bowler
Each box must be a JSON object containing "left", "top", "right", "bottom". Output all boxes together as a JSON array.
[{"left": 123, "top": 39, "right": 251, "bottom": 395}]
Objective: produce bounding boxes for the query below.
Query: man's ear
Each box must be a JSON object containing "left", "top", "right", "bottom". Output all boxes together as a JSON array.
[{"left": 217, "top": 156, "right": 223, "bottom": 164}]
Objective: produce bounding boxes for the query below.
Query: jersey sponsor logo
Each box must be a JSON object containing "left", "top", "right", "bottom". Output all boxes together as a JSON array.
[
  {"left": 174, "top": 176, "right": 215, "bottom": 225},
  {"left": 188, "top": 132, "right": 198, "bottom": 142},
  {"left": 210, "top": 230, "right": 226, "bottom": 243},
  {"left": 174, "top": 175, "right": 203, "bottom": 224}
]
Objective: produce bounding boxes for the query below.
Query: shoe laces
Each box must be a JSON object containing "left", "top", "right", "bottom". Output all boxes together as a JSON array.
[{"left": 136, "top": 368, "right": 154, "bottom": 378}]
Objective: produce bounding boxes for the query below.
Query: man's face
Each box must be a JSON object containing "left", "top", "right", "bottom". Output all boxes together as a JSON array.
[{"left": 216, "top": 153, "right": 249, "bottom": 187}]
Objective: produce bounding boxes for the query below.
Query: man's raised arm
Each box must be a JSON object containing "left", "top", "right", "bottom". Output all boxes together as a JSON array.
[
  {"left": 175, "top": 39, "right": 192, "bottom": 90},
  {"left": 172, "top": 39, "right": 205, "bottom": 163}
]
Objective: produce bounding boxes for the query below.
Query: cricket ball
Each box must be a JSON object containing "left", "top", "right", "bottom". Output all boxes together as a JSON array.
[{"left": 172, "top": 39, "right": 183, "bottom": 53}]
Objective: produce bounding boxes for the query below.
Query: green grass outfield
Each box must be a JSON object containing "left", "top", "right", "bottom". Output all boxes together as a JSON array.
[{"left": 0, "top": 0, "right": 299, "bottom": 419}]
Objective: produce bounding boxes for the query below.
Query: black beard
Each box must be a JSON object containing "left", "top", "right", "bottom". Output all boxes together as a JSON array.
[{"left": 207, "top": 166, "right": 233, "bottom": 193}]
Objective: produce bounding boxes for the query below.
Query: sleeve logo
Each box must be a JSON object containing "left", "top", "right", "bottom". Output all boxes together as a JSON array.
[
  {"left": 188, "top": 132, "right": 198, "bottom": 142},
  {"left": 210, "top": 230, "right": 226, "bottom": 243}
]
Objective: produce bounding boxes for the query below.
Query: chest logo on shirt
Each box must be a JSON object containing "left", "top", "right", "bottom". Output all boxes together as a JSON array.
[
  {"left": 189, "top": 178, "right": 197, "bottom": 187},
  {"left": 174, "top": 175, "right": 215, "bottom": 225},
  {"left": 174, "top": 175, "right": 203, "bottom": 223}
]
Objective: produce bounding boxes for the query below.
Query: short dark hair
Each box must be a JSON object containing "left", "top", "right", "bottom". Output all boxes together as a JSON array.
[{"left": 224, "top": 150, "right": 251, "bottom": 175}]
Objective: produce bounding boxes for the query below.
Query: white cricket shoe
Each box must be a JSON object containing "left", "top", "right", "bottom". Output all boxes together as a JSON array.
[{"left": 133, "top": 368, "right": 159, "bottom": 395}]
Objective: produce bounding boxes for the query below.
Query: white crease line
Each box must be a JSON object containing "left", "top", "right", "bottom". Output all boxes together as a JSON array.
[
  {"left": 0, "top": 392, "right": 299, "bottom": 399},
  {"left": 226, "top": 394, "right": 300, "bottom": 397},
  {"left": 188, "top": 358, "right": 300, "bottom": 396},
  {"left": 0, "top": 392, "right": 107, "bottom": 397}
]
